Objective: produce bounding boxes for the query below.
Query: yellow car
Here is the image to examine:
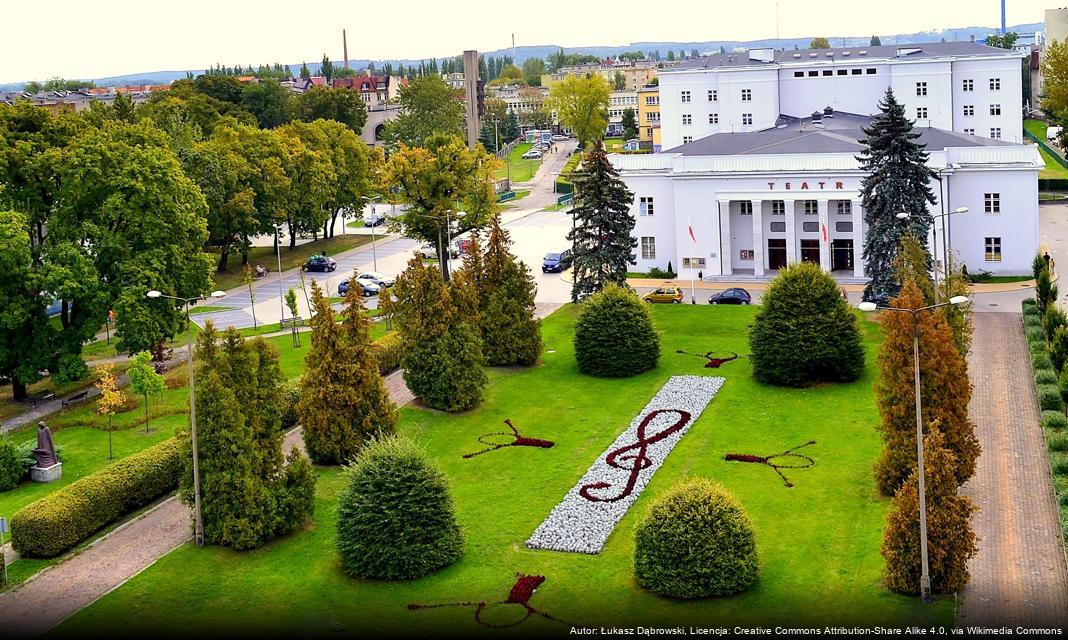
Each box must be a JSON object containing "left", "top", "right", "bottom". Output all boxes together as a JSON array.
[{"left": 643, "top": 286, "right": 684, "bottom": 304}]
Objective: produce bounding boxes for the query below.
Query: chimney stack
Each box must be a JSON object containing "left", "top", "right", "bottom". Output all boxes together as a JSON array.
[
  {"left": 343, "top": 30, "right": 349, "bottom": 69},
  {"left": 463, "top": 50, "right": 480, "bottom": 150}
]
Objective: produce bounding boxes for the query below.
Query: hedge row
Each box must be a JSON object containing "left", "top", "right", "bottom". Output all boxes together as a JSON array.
[
  {"left": 374, "top": 331, "right": 404, "bottom": 375},
  {"left": 11, "top": 438, "right": 181, "bottom": 558},
  {"left": 1026, "top": 300, "right": 1068, "bottom": 544}
]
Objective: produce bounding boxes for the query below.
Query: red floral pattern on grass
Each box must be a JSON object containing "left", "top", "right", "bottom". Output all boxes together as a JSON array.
[
  {"left": 724, "top": 440, "right": 817, "bottom": 488},
  {"left": 408, "top": 574, "right": 573, "bottom": 628},
  {"left": 463, "top": 419, "right": 554, "bottom": 459}
]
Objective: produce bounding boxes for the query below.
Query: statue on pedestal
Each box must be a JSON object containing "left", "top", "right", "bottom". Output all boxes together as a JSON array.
[{"left": 30, "top": 421, "right": 61, "bottom": 483}]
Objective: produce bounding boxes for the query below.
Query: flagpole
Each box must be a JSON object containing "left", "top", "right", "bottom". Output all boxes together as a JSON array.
[
  {"left": 691, "top": 274, "right": 696, "bottom": 305},
  {"left": 688, "top": 217, "right": 697, "bottom": 304}
]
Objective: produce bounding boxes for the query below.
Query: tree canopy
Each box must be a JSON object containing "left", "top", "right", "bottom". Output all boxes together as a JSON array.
[
  {"left": 383, "top": 75, "right": 465, "bottom": 147},
  {"left": 548, "top": 74, "right": 611, "bottom": 147}
]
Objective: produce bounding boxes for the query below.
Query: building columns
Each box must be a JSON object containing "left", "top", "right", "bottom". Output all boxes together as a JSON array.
[
  {"left": 784, "top": 200, "right": 797, "bottom": 265},
  {"left": 718, "top": 200, "right": 732, "bottom": 276},
  {"left": 817, "top": 199, "right": 831, "bottom": 272},
  {"left": 851, "top": 198, "right": 865, "bottom": 278},
  {"left": 751, "top": 199, "right": 764, "bottom": 276}
]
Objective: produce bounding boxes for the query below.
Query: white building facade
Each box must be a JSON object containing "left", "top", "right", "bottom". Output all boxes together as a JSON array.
[{"left": 658, "top": 42, "right": 1026, "bottom": 149}]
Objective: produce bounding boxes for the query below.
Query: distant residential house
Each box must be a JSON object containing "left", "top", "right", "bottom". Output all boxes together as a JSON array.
[{"left": 333, "top": 74, "right": 398, "bottom": 109}]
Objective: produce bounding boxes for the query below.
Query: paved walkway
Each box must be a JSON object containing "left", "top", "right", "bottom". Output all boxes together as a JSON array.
[{"left": 959, "top": 313, "right": 1068, "bottom": 628}]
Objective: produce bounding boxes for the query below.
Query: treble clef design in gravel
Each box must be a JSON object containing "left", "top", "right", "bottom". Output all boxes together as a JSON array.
[{"left": 579, "top": 409, "right": 692, "bottom": 502}]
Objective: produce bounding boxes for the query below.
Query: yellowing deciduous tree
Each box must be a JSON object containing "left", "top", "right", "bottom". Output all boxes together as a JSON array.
[{"left": 548, "top": 74, "right": 611, "bottom": 147}]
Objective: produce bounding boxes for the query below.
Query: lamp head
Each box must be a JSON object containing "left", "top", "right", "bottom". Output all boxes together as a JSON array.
[
  {"left": 210, "top": 290, "right": 226, "bottom": 299},
  {"left": 896, "top": 212, "right": 910, "bottom": 220},
  {"left": 949, "top": 295, "right": 969, "bottom": 305},
  {"left": 954, "top": 206, "right": 969, "bottom": 214},
  {"left": 146, "top": 290, "right": 162, "bottom": 299},
  {"left": 858, "top": 302, "right": 878, "bottom": 312}
]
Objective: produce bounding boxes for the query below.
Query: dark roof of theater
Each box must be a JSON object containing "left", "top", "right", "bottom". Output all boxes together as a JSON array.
[
  {"left": 671, "top": 41, "right": 1019, "bottom": 71},
  {"left": 665, "top": 112, "right": 1017, "bottom": 156}
]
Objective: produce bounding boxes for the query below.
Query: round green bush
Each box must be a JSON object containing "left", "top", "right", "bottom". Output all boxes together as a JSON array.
[
  {"left": 574, "top": 284, "right": 660, "bottom": 378},
  {"left": 749, "top": 262, "right": 864, "bottom": 387},
  {"left": 0, "top": 438, "right": 23, "bottom": 492},
  {"left": 1036, "top": 369, "right": 1059, "bottom": 386},
  {"left": 1054, "top": 477, "right": 1068, "bottom": 505},
  {"left": 1023, "top": 297, "right": 1038, "bottom": 308},
  {"left": 1048, "top": 433, "right": 1068, "bottom": 453},
  {"left": 1031, "top": 339, "right": 1050, "bottom": 354},
  {"left": 634, "top": 478, "right": 758, "bottom": 599},
  {"left": 1042, "top": 410, "right": 1068, "bottom": 430},
  {"left": 1051, "top": 453, "right": 1068, "bottom": 476},
  {"left": 1033, "top": 351, "right": 1055, "bottom": 372},
  {"left": 1028, "top": 326, "right": 1048, "bottom": 343},
  {"left": 335, "top": 437, "right": 464, "bottom": 580},
  {"left": 1037, "top": 384, "right": 1064, "bottom": 411}
]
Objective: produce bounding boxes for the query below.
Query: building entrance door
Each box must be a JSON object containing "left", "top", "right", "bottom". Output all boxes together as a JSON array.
[
  {"left": 767, "top": 239, "right": 787, "bottom": 270},
  {"left": 831, "top": 239, "right": 854, "bottom": 271},
  {"left": 800, "top": 239, "right": 820, "bottom": 265}
]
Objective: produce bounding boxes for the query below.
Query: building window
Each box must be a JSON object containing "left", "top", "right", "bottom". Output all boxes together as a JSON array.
[
  {"left": 802, "top": 221, "right": 820, "bottom": 232},
  {"left": 990, "top": 127, "right": 1002, "bottom": 139},
  {"left": 835, "top": 221, "right": 854, "bottom": 232},
  {"left": 739, "top": 249, "right": 755, "bottom": 261},
  {"left": 916, "top": 82, "right": 927, "bottom": 96},
  {"left": 742, "top": 113, "right": 753, "bottom": 125},
  {"left": 639, "top": 196, "right": 654, "bottom": 216},
  {"left": 989, "top": 104, "right": 1001, "bottom": 116},
  {"left": 683, "top": 257, "right": 707, "bottom": 269},
  {"left": 682, "top": 114, "right": 692, "bottom": 125},
  {"left": 803, "top": 200, "right": 818, "bottom": 215},
  {"left": 866, "top": 68, "right": 877, "bottom": 74},
  {"left": 984, "top": 192, "right": 1000, "bottom": 214},
  {"left": 808, "top": 70, "right": 819, "bottom": 77},
  {"left": 709, "top": 113, "right": 719, "bottom": 124},
  {"left": 770, "top": 221, "right": 786, "bottom": 232},
  {"left": 681, "top": 90, "right": 691, "bottom": 103},
  {"left": 963, "top": 79, "right": 974, "bottom": 91},
  {"left": 836, "top": 201, "right": 852, "bottom": 215},
  {"left": 916, "top": 107, "right": 928, "bottom": 119},
  {"left": 645, "top": 96, "right": 658, "bottom": 105},
  {"left": 741, "top": 89, "right": 752, "bottom": 101},
  {"left": 794, "top": 71, "right": 804, "bottom": 78},
  {"left": 641, "top": 236, "right": 656, "bottom": 259},
  {"left": 708, "top": 89, "right": 717, "bottom": 101},
  {"left": 837, "top": 69, "right": 848, "bottom": 76},
  {"left": 683, "top": 135, "right": 693, "bottom": 144},
  {"left": 989, "top": 77, "right": 1001, "bottom": 91},
  {"left": 964, "top": 128, "right": 975, "bottom": 135},
  {"left": 772, "top": 200, "right": 785, "bottom": 215},
  {"left": 739, "top": 201, "right": 753, "bottom": 215},
  {"left": 984, "top": 237, "right": 1002, "bottom": 262},
  {"left": 822, "top": 70, "right": 833, "bottom": 76},
  {"left": 963, "top": 104, "right": 974, "bottom": 116},
  {"left": 851, "top": 68, "right": 863, "bottom": 75}
]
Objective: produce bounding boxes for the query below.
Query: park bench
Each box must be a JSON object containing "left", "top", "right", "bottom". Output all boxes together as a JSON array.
[
  {"left": 279, "top": 317, "right": 304, "bottom": 330},
  {"left": 24, "top": 392, "right": 55, "bottom": 408},
  {"left": 61, "top": 390, "right": 90, "bottom": 408}
]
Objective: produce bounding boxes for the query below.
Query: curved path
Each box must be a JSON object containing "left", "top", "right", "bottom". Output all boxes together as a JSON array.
[{"left": 959, "top": 312, "right": 1068, "bottom": 628}]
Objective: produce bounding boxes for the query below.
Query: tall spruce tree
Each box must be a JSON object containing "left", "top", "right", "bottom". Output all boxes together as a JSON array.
[
  {"left": 858, "top": 89, "right": 936, "bottom": 299},
  {"left": 568, "top": 142, "right": 637, "bottom": 300},
  {"left": 478, "top": 216, "right": 541, "bottom": 366},
  {"left": 299, "top": 280, "right": 397, "bottom": 464}
]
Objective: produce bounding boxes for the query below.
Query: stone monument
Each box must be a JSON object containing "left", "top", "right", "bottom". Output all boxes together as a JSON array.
[{"left": 30, "top": 421, "right": 62, "bottom": 483}]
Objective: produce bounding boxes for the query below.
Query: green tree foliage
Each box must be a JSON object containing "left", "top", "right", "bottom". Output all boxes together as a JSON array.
[
  {"left": 299, "top": 280, "right": 396, "bottom": 465},
  {"left": 127, "top": 351, "right": 165, "bottom": 433},
  {"left": 568, "top": 143, "right": 637, "bottom": 299},
  {"left": 621, "top": 107, "right": 638, "bottom": 141},
  {"left": 871, "top": 35, "right": 882, "bottom": 46},
  {"left": 0, "top": 438, "right": 22, "bottom": 492},
  {"left": 241, "top": 79, "right": 292, "bottom": 129},
  {"left": 299, "top": 62, "right": 311, "bottom": 79},
  {"left": 383, "top": 75, "right": 465, "bottom": 147},
  {"left": 748, "top": 262, "right": 865, "bottom": 387},
  {"left": 574, "top": 284, "right": 659, "bottom": 377},
  {"left": 320, "top": 56, "right": 336, "bottom": 83},
  {"left": 874, "top": 281, "right": 979, "bottom": 495},
  {"left": 1052, "top": 326, "right": 1068, "bottom": 373},
  {"left": 894, "top": 235, "right": 935, "bottom": 304},
  {"left": 634, "top": 478, "right": 758, "bottom": 599},
  {"left": 472, "top": 218, "right": 542, "bottom": 366},
  {"left": 292, "top": 86, "right": 369, "bottom": 133},
  {"left": 335, "top": 437, "right": 464, "bottom": 579},
  {"left": 809, "top": 37, "right": 832, "bottom": 49},
  {"left": 182, "top": 323, "right": 315, "bottom": 550},
  {"left": 1037, "top": 263, "right": 1058, "bottom": 314},
  {"left": 391, "top": 257, "right": 487, "bottom": 412},
  {"left": 193, "top": 75, "right": 245, "bottom": 105},
  {"left": 858, "top": 89, "right": 936, "bottom": 299},
  {"left": 1043, "top": 40, "right": 1068, "bottom": 122},
  {"left": 521, "top": 57, "right": 547, "bottom": 86},
  {"left": 985, "top": 32, "right": 1018, "bottom": 49},
  {"left": 881, "top": 426, "right": 978, "bottom": 594},
  {"left": 548, "top": 73, "right": 611, "bottom": 147},
  {"left": 1047, "top": 305, "right": 1068, "bottom": 343}
]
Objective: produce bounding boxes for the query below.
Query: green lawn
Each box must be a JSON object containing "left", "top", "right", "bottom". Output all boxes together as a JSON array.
[
  {"left": 495, "top": 143, "right": 541, "bottom": 184},
  {"left": 1025, "top": 119, "right": 1068, "bottom": 180},
  {"left": 208, "top": 234, "right": 374, "bottom": 292},
  {"left": 57, "top": 305, "right": 951, "bottom": 634}
]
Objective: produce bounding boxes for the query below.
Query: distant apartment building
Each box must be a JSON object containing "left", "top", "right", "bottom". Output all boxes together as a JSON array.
[
  {"left": 441, "top": 72, "right": 466, "bottom": 90},
  {"left": 0, "top": 86, "right": 165, "bottom": 114},
  {"left": 608, "top": 90, "right": 638, "bottom": 123},
  {"left": 637, "top": 84, "right": 661, "bottom": 151},
  {"left": 488, "top": 84, "right": 548, "bottom": 115},
  {"left": 541, "top": 59, "right": 657, "bottom": 92}
]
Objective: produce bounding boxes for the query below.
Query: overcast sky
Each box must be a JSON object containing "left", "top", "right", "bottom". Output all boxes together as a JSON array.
[{"left": 0, "top": 0, "right": 1054, "bottom": 83}]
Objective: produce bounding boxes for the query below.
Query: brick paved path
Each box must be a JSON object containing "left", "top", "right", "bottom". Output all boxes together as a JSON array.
[{"left": 959, "top": 313, "right": 1068, "bottom": 628}]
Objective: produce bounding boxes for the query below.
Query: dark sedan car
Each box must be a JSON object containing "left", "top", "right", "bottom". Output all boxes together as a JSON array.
[
  {"left": 542, "top": 249, "right": 573, "bottom": 273},
  {"left": 708, "top": 288, "right": 752, "bottom": 305},
  {"left": 338, "top": 279, "right": 380, "bottom": 297},
  {"left": 301, "top": 255, "right": 337, "bottom": 272}
]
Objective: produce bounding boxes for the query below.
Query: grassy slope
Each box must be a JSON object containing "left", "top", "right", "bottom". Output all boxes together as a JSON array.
[
  {"left": 1024, "top": 119, "right": 1068, "bottom": 180},
  {"left": 496, "top": 143, "right": 541, "bottom": 183},
  {"left": 58, "top": 305, "right": 951, "bottom": 634}
]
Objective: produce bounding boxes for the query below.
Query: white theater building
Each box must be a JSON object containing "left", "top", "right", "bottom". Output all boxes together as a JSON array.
[{"left": 613, "top": 42, "right": 1042, "bottom": 279}]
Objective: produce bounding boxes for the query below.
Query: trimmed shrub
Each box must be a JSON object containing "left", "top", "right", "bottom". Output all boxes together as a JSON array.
[
  {"left": 634, "top": 478, "right": 758, "bottom": 599},
  {"left": 1025, "top": 314, "right": 1044, "bottom": 328},
  {"left": 1023, "top": 297, "right": 1038, "bottom": 308},
  {"left": 0, "top": 438, "right": 23, "bottom": 492},
  {"left": 403, "top": 324, "right": 487, "bottom": 412},
  {"left": 1033, "top": 351, "right": 1055, "bottom": 372},
  {"left": 1054, "top": 476, "right": 1068, "bottom": 505},
  {"left": 1046, "top": 305, "right": 1068, "bottom": 342},
  {"left": 1052, "top": 327, "right": 1068, "bottom": 373},
  {"left": 749, "top": 262, "right": 864, "bottom": 387},
  {"left": 336, "top": 437, "right": 464, "bottom": 580},
  {"left": 11, "top": 438, "right": 181, "bottom": 558},
  {"left": 374, "top": 332, "right": 404, "bottom": 375},
  {"left": 1038, "top": 384, "right": 1064, "bottom": 411},
  {"left": 574, "top": 284, "right": 660, "bottom": 378},
  {"left": 1032, "top": 340, "right": 1051, "bottom": 356},
  {"left": 1052, "top": 453, "right": 1068, "bottom": 475},
  {"left": 1036, "top": 369, "right": 1059, "bottom": 386},
  {"left": 1042, "top": 410, "right": 1068, "bottom": 430},
  {"left": 1048, "top": 433, "right": 1068, "bottom": 453},
  {"left": 1028, "top": 326, "right": 1048, "bottom": 343},
  {"left": 280, "top": 380, "right": 301, "bottom": 431}
]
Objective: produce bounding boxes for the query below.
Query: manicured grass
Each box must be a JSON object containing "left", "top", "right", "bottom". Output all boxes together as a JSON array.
[
  {"left": 59, "top": 305, "right": 951, "bottom": 634},
  {"left": 969, "top": 275, "right": 1034, "bottom": 284},
  {"left": 1040, "top": 193, "right": 1068, "bottom": 201},
  {"left": 495, "top": 143, "right": 541, "bottom": 183},
  {"left": 1025, "top": 119, "right": 1068, "bottom": 179},
  {"left": 208, "top": 235, "right": 374, "bottom": 292}
]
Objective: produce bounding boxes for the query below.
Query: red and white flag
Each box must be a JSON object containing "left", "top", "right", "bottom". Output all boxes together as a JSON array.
[
  {"left": 821, "top": 223, "right": 828, "bottom": 243},
  {"left": 687, "top": 218, "right": 696, "bottom": 243}
]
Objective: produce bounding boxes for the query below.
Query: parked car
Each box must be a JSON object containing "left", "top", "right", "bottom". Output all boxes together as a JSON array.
[
  {"left": 356, "top": 271, "right": 396, "bottom": 288},
  {"left": 542, "top": 249, "right": 573, "bottom": 273},
  {"left": 363, "top": 210, "right": 386, "bottom": 226},
  {"left": 338, "top": 279, "right": 380, "bottom": 297},
  {"left": 605, "top": 124, "right": 624, "bottom": 137},
  {"left": 551, "top": 134, "right": 570, "bottom": 142},
  {"left": 301, "top": 255, "right": 336, "bottom": 272},
  {"left": 643, "top": 286, "right": 684, "bottom": 304},
  {"left": 708, "top": 288, "right": 752, "bottom": 305},
  {"left": 417, "top": 243, "right": 458, "bottom": 260},
  {"left": 521, "top": 149, "right": 543, "bottom": 159}
]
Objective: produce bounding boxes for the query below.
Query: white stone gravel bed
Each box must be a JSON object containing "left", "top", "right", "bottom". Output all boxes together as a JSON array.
[{"left": 526, "top": 375, "right": 725, "bottom": 554}]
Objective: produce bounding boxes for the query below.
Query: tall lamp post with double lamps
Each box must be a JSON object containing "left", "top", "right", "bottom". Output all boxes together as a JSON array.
[
  {"left": 858, "top": 294, "right": 970, "bottom": 602},
  {"left": 896, "top": 206, "right": 969, "bottom": 303},
  {"left": 145, "top": 288, "right": 226, "bottom": 547}
]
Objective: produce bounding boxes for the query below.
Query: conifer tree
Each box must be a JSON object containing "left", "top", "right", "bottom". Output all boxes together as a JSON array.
[
  {"left": 858, "top": 89, "right": 937, "bottom": 299},
  {"left": 882, "top": 425, "right": 977, "bottom": 595},
  {"left": 894, "top": 235, "right": 973, "bottom": 358},
  {"left": 299, "top": 280, "right": 396, "bottom": 465},
  {"left": 392, "top": 257, "right": 486, "bottom": 411},
  {"left": 569, "top": 142, "right": 637, "bottom": 300},
  {"left": 505, "top": 110, "right": 520, "bottom": 141},
  {"left": 874, "top": 281, "right": 979, "bottom": 495}
]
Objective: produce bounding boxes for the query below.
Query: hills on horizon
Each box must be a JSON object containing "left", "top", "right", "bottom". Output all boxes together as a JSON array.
[{"left": 0, "top": 21, "right": 1043, "bottom": 92}]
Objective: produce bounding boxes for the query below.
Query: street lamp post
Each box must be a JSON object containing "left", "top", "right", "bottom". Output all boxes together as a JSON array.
[
  {"left": 274, "top": 224, "right": 286, "bottom": 325},
  {"left": 897, "top": 207, "right": 969, "bottom": 303},
  {"left": 858, "top": 294, "right": 970, "bottom": 603},
  {"left": 368, "top": 195, "right": 382, "bottom": 272},
  {"left": 146, "top": 288, "right": 226, "bottom": 547}
]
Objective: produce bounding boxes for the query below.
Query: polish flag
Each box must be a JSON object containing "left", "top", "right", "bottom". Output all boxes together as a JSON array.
[
  {"left": 821, "top": 223, "right": 828, "bottom": 243},
  {"left": 688, "top": 218, "right": 696, "bottom": 243}
]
